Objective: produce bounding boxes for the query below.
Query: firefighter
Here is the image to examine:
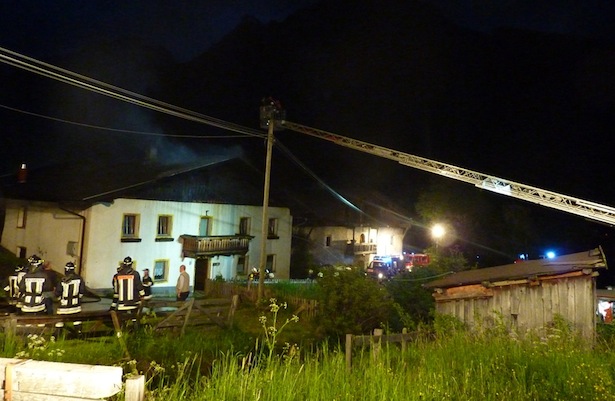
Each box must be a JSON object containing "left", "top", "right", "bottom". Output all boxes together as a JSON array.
[
  {"left": 42, "top": 260, "right": 58, "bottom": 315},
  {"left": 19, "top": 255, "right": 48, "bottom": 314},
  {"left": 111, "top": 257, "right": 145, "bottom": 328},
  {"left": 54, "top": 262, "right": 86, "bottom": 337},
  {"left": 3, "top": 264, "right": 27, "bottom": 312}
]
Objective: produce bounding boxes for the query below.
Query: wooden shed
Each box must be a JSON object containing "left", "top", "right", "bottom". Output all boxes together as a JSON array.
[{"left": 424, "top": 247, "right": 608, "bottom": 339}]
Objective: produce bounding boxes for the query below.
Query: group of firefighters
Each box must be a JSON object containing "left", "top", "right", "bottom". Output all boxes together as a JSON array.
[{"left": 2, "top": 254, "right": 154, "bottom": 335}]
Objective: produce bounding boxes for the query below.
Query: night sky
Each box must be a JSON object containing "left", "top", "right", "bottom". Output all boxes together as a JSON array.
[{"left": 2, "top": 1, "right": 615, "bottom": 281}]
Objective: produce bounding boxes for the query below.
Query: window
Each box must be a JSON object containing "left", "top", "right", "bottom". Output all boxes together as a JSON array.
[
  {"left": 16, "top": 207, "right": 26, "bottom": 228},
  {"left": 156, "top": 215, "right": 173, "bottom": 241},
  {"left": 266, "top": 254, "right": 276, "bottom": 272},
  {"left": 16, "top": 246, "right": 26, "bottom": 259},
  {"left": 199, "top": 216, "right": 212, "bottom": 236},
  {"left": 121, "top": 214, "right": 141, "bottom": 242},
  {"left": 267, "top": 218, "right": 278, "bottom": 239},
  {"left": 239, "top": 217, "right": 251, "bottom": 235},
  {"left": 154, "top": 260, "right": 169, "bottom": 281},
  {"left": 237, "top": 255, "right": 249, "bottom": 275},
  {"left": 325, "top": 235, "right": 332, "bottom": 247}
]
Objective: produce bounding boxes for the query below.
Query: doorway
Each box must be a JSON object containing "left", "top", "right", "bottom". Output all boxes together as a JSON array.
[{"left": 194, "top": 258, "right": 209, "bottom": 291}]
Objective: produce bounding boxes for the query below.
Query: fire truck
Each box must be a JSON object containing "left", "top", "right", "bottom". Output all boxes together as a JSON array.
[{"left": 403, "top": 253, "right": 430, "bottom": 271}]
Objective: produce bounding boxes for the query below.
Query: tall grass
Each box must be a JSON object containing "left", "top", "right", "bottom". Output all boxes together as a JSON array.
[
  {"left": 141, "top": 319, "right": 615, "bottom": 401},
  {"left": 3, "top": 308, "right": 615, "bottom": 400}
]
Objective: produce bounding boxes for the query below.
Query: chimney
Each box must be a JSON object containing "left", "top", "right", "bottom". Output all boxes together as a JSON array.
[{"left": 17, "top": 163, "right": 27, "bottom": 183}]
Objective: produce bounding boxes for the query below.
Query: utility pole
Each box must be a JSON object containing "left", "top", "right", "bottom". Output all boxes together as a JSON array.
[{"left": 258, "top": 98, "right": 284, "bottom": 301}]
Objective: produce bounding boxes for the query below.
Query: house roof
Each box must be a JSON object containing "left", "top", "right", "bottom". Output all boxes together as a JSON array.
[
  {"left": 597, "top": 289, "right": 615, "bottom": 301},
  {"left": 0, "top": 157, "right": 272, "bottom": 207},
  {"left": 424, "top": 247, "right": 607, "bottom": 289}
]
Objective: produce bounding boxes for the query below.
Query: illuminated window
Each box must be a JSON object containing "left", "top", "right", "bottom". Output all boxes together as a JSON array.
[
  {"left": 157, "top": 215, "right": 173, "bottom": 236},
  {"left": 267, "top": 218, "right": 278, "bottom": 239},
  {"left": 16, "top": 207, "right": 26, "bottom": 228},
  {"left": 121, "top": 214, "right": 141, "bottom": 242},
  {"left": 154, "top": 260, "right": 168, "bottom": 281},
  {"left": 266, "top": 254, "right": 276, "bottom": 272},
  {"left": 239, "top": 217, "right": 251, "bottom": 235}
]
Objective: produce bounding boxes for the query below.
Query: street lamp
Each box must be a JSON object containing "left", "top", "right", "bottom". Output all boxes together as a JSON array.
[{"left": 431, "top": 224, "right": 446, "bottom": 248}]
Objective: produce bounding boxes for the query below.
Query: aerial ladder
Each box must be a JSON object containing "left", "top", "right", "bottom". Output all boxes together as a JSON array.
[{"left": 260, "top": 100, "right": 615, "bottom": 227}]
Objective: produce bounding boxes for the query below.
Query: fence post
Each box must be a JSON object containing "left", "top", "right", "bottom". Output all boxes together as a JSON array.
[
  {"left": 110, "top": 311, "right": 131, "bottom": 360},
  {"left": 401, "top": 328, "right": 408, "bottom": 353},
  {"left": 345, "top": 334, "right": 353, "bottom": 372},
  {"left": 125, "top": 374, "right": 145, "bottom": 401},
  {"left": 372, "top": 328, "right": 383, "bottom": 361}
]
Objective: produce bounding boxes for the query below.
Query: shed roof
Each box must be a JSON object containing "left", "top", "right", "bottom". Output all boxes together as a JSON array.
[{"left": 424, "top": 247, "right": 607, "bottom": 289}]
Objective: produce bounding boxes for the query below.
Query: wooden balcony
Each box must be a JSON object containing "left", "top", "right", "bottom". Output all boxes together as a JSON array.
[
  {"left": 347, "top": 242, "right": 378, "bottom": 255},
  {"left": 180, "top": 234, "right": 253, "bottom": 258}
]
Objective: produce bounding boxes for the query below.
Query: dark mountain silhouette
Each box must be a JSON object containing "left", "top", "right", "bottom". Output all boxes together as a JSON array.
[{"left": 153, "top": 0, "right": 615, "bottom": 213}]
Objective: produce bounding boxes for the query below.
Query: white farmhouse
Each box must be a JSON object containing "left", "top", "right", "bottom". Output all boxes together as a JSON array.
[
  {"left": 0, "top": 159, "right": 292, "bottom": 293},
  {"left": 294, "top": 224, "right": 405, "bottom": 268}
]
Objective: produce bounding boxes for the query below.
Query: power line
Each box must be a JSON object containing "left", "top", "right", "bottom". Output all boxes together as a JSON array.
[
  {"left": 0, "top": 103, "right": 253, "bottom": 139},
  {"left": 0, "top": 46, "right": 265, "bottom": 139}
]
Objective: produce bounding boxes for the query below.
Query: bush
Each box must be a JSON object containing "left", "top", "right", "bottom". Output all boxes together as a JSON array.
[
  {"left": 384, "top": 268, "right": 437, "bottom": 331},
  {"left": 314, "top": 269, "right": 394, "bottom": 339}
]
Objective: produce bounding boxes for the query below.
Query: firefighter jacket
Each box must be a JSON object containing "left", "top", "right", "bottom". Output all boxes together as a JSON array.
[
  {"left": 19, "top": 269, "right": 48, "bottom": 313},
  {"left": 111, "top": 267, "right": 145, "bottom": 311},
  {"left": 55, "top": 273, "right": 86, "bottom": 315},
  {"left": 4, "top": 272, "right": 25, "bottom": 305}
]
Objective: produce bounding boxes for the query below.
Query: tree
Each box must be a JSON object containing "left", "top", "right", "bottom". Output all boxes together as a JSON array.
[{"left": 315, "top": 269, "right": 394, "bottom": 338}]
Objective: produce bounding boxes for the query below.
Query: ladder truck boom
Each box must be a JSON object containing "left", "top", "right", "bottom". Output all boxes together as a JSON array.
[{"left": 280, "top": 120, "right": 615, "bottom": 227}]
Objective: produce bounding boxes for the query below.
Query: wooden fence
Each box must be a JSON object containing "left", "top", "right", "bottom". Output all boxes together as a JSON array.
[
  {"left": 345, "top": 328, "right": 416, "bottom": 371},
  {"left": 145, "top": 295, "right": 239, "bottom": 336},
  {"left": 0, "top": 310, "right": 114, "bottom": 338},
  {"left": 202, "top": 281, "right": 319, "bottom": 319}
]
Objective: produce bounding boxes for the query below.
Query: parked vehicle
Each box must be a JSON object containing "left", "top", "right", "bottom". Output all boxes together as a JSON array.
[{"left": 366, "top": 256, "right": 402, "bottom": 280}]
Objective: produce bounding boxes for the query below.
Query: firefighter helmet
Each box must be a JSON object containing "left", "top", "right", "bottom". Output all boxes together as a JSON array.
[
  {"left": 14, "top": 264, "right": 26, "bottom": 273},
  {"left": 65, "top": 262, "right": 76, "bottom": 272},
  {"left": 123, "top": 256, "right": 133, "bottom": 267},
  {"left": 28, "top": 255, "right": 44, "bottom": 270}
]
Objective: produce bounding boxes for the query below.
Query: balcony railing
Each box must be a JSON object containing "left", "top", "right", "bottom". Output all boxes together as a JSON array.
[
  {"left": 347, "top": 242, "right": 378, "bottom": 255},
  {"left": 180, "top": 234, "right": 253, "bottom": 257}
]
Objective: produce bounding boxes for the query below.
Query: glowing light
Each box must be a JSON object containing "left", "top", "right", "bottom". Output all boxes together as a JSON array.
[
  {"left": 431, "top": 224, "right": 445, "bottom": 239},
  {"left": 546, "top": 251, "right": 556, "bottom": 259}
]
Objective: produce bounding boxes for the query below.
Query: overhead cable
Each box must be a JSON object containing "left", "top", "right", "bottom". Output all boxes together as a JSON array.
[
  {"left": 0, "top": 46, "right": 265, "bottom": 139},
  {"left": 0, "top": 103, "right": 250, "bottom": 139}
]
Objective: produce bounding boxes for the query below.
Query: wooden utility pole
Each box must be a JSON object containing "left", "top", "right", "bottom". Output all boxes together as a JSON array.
[
  {"left": 258, "top": 116, "right": 275, "bottom": 301},
  {"left": 258, "top": 98, "right": 284, "bottom": 301}
]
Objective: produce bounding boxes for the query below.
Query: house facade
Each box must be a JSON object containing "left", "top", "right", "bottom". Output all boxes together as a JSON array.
[
  {"left": 424, "top": 248, "right": 607, "bottom": 340},
  {"left": 295, "top": 224, "right": 405, "bottom": 268},
  {"left": 1, "top": 197, "right": 292, "bottom": 292}
]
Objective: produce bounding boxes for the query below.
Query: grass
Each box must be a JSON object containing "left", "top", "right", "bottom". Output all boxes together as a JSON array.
[
  {"left": 139, "top": 328, "right": 615, "bottom": 401},
  {"left": 2, "top": 302, "right": 615, "bottom": 401}
]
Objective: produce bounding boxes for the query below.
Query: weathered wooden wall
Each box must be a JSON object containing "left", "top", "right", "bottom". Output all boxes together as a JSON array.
[{"left": 435, "top": 274, "right": 597, "bottom": 339}]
